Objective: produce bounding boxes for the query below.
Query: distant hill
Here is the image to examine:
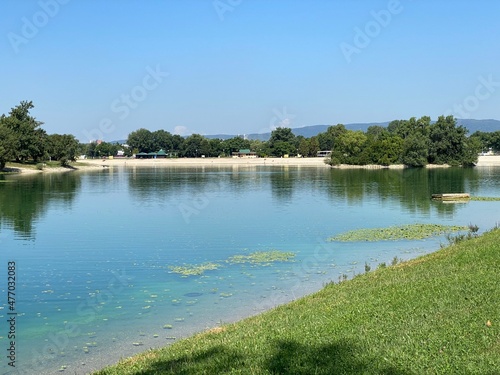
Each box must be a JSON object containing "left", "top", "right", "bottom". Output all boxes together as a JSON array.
[
  {"left": 111, "top": 119, "right": 499, "bottom": 143},
  {"left": 455, "top": 119, "right": 500, "bottom": 133},
  {"left": 205, "top": 119, "right": 499, "bottom": 141}
]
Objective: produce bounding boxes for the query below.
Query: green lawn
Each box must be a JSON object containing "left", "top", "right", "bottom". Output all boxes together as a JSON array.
[{"left": 95, "top": 228, "right": 500, "bottom": 374}]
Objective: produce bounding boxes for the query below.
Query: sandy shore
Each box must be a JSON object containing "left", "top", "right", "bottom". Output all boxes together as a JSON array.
[
  {"left": 76, "top": 157, "right": 331, "bottom": 168},
  {"left": 4, "top": 155, "right": 500, "bottom": 174},
  {"left": 76, "top": 155, "right": 500, "bottom": 168}
]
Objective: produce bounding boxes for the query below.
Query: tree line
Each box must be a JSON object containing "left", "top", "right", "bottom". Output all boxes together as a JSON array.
[
  {"left": 123, "top": 116, "right": 484, "bottom": 167},
  {"left": 1, "top": 101, "right": 496, "bottom": 169},
  {"left": 0, "top": 101, "right": 80, "bottom": 169}
]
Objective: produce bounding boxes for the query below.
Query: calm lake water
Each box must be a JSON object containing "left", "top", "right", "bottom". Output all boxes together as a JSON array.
[{"left": 1, "top": 165, "right": 499, "bottom": 374}]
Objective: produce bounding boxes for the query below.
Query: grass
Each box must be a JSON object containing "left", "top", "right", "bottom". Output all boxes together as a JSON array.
[
  {"left": 95, "top": 228, "right": 500, "bottom": 375},
  {"left": 328, "top": 223, "right": 467, "bottom": 242}
]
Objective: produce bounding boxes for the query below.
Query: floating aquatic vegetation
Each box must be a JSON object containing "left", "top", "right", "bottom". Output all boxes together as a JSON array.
[
  {"left": 226, "top": 250, "right": 295, "bottom": 265},
  {"left": 167, "top": 250, "right": 296, "bottom": 278},
  {"left": 219, "top": 292, "right": 233, "bottom": 298},
  {"left": 328, "top": 224, "right": 468, "bottom": 242},
  {"left": 470, "top": 196, "right": 500, "bottom": 201},
  {"left": 163, "top": 324, "right": 173, "bottom": 329},
  {"left": 168, "top": 262, "right": 221, "bottom": 276}
]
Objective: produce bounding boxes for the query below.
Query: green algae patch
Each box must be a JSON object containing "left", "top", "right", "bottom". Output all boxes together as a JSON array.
[
  {"left": 168, "top": 262, "right": 221, "bottom": 276},
  {"left": 168, "top": 250, "right": 296, "bottom": 277},
  {"left": 226, "top": 250, "right": 295, "bottom": 265},
  {"left": 470, "top": 196, "right": 500, "bottom": 201},
  {"left": 328, "top": 224, "right": 468, "bottom": 242}
]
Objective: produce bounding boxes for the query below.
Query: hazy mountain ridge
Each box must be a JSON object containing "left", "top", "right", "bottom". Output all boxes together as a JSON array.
[
  {"left": 112, "top": 119, "right": 499, "bottom": 144},
  {"left": 205, "top": 119, "right": 499, "bottom": 141}
]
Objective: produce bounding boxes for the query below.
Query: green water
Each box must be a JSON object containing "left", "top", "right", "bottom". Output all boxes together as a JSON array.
[{"left": 0, "top": 165, "right": 499, "bottom": 374}]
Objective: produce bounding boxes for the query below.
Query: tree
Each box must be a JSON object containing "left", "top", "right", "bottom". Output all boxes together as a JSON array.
[
  {"left": 182, "top": 134, "right": 206, "bottom": 157},
  {"left": 331, "top": 130, "right": 368, "bottom": 165},
  {"left": 223, "top": 137, "right": 251, "bottom": 155},
  {"left": 401, "top": 134, "right": 428, "bottom": 167},
  {"left": 3, "top": 101, "right": 47, "bottom": 162},
  {"left": 428, "top": 116, "right": 475, "bottom": 165},
  {"left": 317, "top": 124, "right": 347, "bottom": 151},
  {"left": 367, "top": 135, "right": 404, "bottom": 165},
  {"left": 152, "top": 130, "right": 173, "bottom": 152},
  {"left": 127, "top": 128, "right": 154, "bottom": 153},
  {"left": 269, "top": 127, "right": 295, "bottom": 156},
  {"left": 209, "top": 138, "right": 223, "bottom": 157},
  {"left": 0, "top": 121, "right": 14, "bottom": 170},
  {"left": 47, "top": 134, "right": 80, "bottom": 166},
  {"left": 308, "top": 136, "right": 320, "bottom": 157},
  {"left": 298, "top": 138, "right": 310, "bottom": 157},
  {"left": 95, "top": 141, "right": 119, "bottom": 157}
]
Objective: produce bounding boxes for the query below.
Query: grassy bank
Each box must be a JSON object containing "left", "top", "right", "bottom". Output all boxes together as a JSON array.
[{"left": 95, "top": 229, "right": 500, "bottom": 374}]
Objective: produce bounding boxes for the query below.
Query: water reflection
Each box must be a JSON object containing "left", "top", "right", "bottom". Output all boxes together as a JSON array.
[
  {"left": 0, "top": 173, "right": 81, "bottom": 239},
  {"left": 0, "top": 166, "right": 495, "bottom": 240}
]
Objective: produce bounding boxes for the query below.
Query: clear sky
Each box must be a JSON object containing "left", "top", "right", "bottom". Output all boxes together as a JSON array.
[{"left": 2, "top": 0, "right": 500, "bottom": 142}]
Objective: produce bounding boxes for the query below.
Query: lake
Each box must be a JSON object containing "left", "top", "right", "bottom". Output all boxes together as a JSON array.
[{"left": 1, "top": 165, "right": 499, "bottom": 374}]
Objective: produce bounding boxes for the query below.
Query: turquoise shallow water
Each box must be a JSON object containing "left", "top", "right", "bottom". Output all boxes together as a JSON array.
[{"left": 0, "top": 165, "right": 499, "bottom": 374}]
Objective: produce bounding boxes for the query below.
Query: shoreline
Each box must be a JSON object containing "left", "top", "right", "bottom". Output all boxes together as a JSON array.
[{"left": 3, "top": 155, "right": 500, "bottom": 174}]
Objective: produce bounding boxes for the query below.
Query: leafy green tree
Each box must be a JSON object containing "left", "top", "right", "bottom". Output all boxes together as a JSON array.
[
  {"left": 250, "top": 139, "right": 269, "bottom": 157},
  {"left": 47, "top": 134, "right": 79, "bottom": 166},
  {"left": 298, "top": 138, "right": 310, "bottom": 157},
  {"left": 3, "top": 101, "right": 47, "bottom": 162},
  {"left": 308, "top": 136, "right": 320, "bottom": 157},
  {"left": 401, "top": 134, "right": 428, "bottom": 167},
  {"left": 272, "top": 140, "right": 295, "bottom": 157},
  {"left": 366, "top": 125, "right": 389, "bottom": 140},
  {"left": 269, "top": 127, "right": 296, "bottom": 156},
  {"left": 127, "top": 128, "right": 154, "bottom": 153},
  {"left": 223, "top": 137, "right": 251, "bottom": 155},
  {"left": 332, "top": 130, "right": 368, "bottom": 165},
  {"left": 317, "top": 124, "right": 347, "bottom": 151},
  {"left": 84, "top": 141, "right": 99, "bottom": 158},
  {"left": 171, "top": 134, "right": 184, "bottom": 154},
  {"left": 428, "top": 116, "right": 473, "bottom": 166},
  {"left": 96, "top": 142, "right": 119, "bottom": 157},
  {"left": 209, "top": 138, "right": 223, "bottom": 157},
  {"left": 152, "top": 130, "right": 173, "bottom": 152},
  {"left": 182, "top": 134, "right": 207, "bottom": 157},
  {"left": 461, "top": 137, "right": 481, "bottom": 166},
  {"left": 367, "top": 135, "right": 404, "bottom": 165},
  {"left": 0, "top": 122, "right": 15, "bottom": 170}
]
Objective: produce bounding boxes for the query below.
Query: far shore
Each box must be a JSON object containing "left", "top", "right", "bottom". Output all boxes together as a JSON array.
[
  {"left": 75, "top": 154, "right": 500, "bottom": 169},
  {"left": 3, "top": 155, "right": 500, "bottom": 174}
]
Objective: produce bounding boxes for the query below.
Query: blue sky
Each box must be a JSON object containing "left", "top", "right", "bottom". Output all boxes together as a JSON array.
[{"left": 2, "top": 0, "right": 500, "bottom": 142}]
